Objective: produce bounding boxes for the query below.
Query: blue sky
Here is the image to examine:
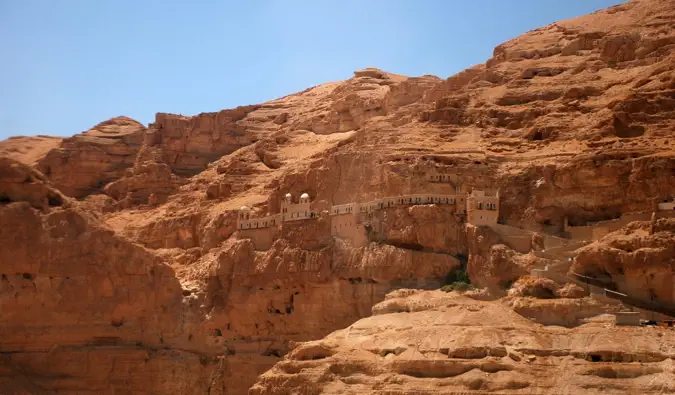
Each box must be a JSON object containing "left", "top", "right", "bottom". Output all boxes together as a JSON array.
[{"left": 1, "top": 0, "right": 621, "bottom": 139}]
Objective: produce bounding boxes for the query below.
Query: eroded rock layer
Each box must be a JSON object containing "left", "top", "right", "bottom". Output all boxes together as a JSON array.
[{"left": 251, "top": 290, "right": 675, "bottom": 395}]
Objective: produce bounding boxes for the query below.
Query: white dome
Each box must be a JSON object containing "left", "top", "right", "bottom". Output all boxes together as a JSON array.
[
  {"left": 285, "top": 193, "right": 292, "bottom": 198},
  {"left": 300, "top": 193, "right": 309, "bottom": 199},
  {"left": 239, "top": 205, "right": 250, "bottom": 211}
]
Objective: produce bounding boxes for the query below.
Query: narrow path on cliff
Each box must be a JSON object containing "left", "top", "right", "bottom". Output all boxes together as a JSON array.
[{"left": 569, "top": 272, "right": 675, "bottom": 319}]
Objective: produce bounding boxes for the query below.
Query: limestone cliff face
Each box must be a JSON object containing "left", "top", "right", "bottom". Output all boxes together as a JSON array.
[
  {"left": 466, "top": 224, "right": 531, "bottom": 292},
  {"left": 149, "top": 106, "right": 260, "bottom": 175},
  {"left": 573, "top": 218, "right": 675, "bottom": 305},
  {"left": 188, "top": 220, "right": 459, "bottom": 393},
  {"left": 0, "top": 203, "right": 216, "bottom": 393},
  {"left": 35, "top": 117, "right": 146, "bottom": 198},
  {"left": 251, "top": 290, "right": 675, "bottom": 394},
  {"left": 0, "top": 158, "right": 67, "bottom": 212},
  {"left": 2, "top": 0, "right": 675, "bottom": 394}
]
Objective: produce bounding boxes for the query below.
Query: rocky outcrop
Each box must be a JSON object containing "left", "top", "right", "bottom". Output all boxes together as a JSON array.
[
  {"left": 572, "top": 218, "right": 675, "bottom": 306},
  {"left": 0, "top": 135, "right": 62, "bottom": 165},
  {"left": 0, "top": 157, "right": 67, "bottom": 212},
  {"left": 103, "top": 145, "right": 187, "bottom": 208},
  {"left": 251, "top": 290, "right": 675, "bottom": 394},
  {"left": 187, "top": 229, "right": 459, "bottom": 394},
  {"left": 466, "top": 225, "right": 534, "bottom": 293},
  {"left": 0, "top": 199, "right": 224, "bottom": 393},
  {"left": 36, "top": 117, "right": 146, "bottom": 198},
  {"left": 422, "top": 0, "right": 675, "bottom": 149},
  {"left": 148, "top": 106, "right": 261, "bottom": 175}
]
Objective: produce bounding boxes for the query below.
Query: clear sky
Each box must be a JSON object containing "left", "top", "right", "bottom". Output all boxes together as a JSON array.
[{"left": 1, "top": 0, "right": 621, "bottom": 139}]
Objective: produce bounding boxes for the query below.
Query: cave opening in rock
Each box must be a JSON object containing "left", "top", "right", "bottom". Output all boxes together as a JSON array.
[
  {"left": 0, "top": 194, "right": 11, "bottom": 204},
  {"left": 613, "top": 117, "right": 645, "bottom": 138},
  {"left": 47, "top": 194, "right": 63, "bottom": 207},
  {"left": 264, "top": 349, "right": 283, "bottom": 358},
  {"left": 111, "top": 318, "right": 124, "bottom": 327},
  {"left": 539, "top": 287, "right": 556, "bottom": 299}
]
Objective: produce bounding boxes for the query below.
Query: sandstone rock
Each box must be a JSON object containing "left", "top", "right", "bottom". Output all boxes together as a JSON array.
[
  {"left": 0, "top": 193, "right": 230, "bottom": 393},
  {"left": 353, "top": 67, "right": 388, "bottom": 79},
  {"left": 251, "top": 290, "right": 675, "bottom": 394},
  {"left": 0, "top": 135, "right": 62, "bottom": 165},
  {"left": 0, "top": 157, "right": 68, "bottom": 212},
  {"left": 149, "top": 106, "right": 260, "bottom": 175},
  {"left": 507, "top": 276, "right": 560, "bottom": 299},
  {"left": 103, "top": 145, "right": 186, "bottom": 207},
  {"left": 573, "top": 218, "right": 675, "bottom": 306},
  {"left": 36, "top": 116, "right": 146, "bottom": 198}
]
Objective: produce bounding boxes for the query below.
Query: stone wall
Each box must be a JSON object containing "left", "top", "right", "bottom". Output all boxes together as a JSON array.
[
  {"left": 658, "top": 201, "right": 675, "bottom": 211},
  {"left": 565, "top": 210, "right": 675, "bottom": 241},
  {"left": 489, "top": 223, "right": 533, "bottom": 253},
  {"left": 330, "top": 214, "right": 368, "bottom": 247},
  {"left": 239, "top": 226, "right": 279, "bottom": 251}
]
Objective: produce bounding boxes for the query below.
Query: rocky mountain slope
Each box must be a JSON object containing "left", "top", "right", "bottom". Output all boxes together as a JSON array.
[
  {"left": 252, "top": 290, "right": 675, "bottom": 395},
  {"left": 1, "top": 0, "right": 675, "bottom": 393}
]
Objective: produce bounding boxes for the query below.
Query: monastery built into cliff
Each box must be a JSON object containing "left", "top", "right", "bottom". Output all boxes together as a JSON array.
[{"left": 237, "top": 186, "right": 501, "bottom": 247}]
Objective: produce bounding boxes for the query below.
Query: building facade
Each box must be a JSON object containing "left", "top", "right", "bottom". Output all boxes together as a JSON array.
[
  {"left": 237, "top": 188, "right": 498, "bottom": 231},
  {"left": 466, "top": 189, "right": 500, "bottom": 226}
]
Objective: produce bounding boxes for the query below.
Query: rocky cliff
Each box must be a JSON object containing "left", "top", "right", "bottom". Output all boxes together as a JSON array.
[
  {"left": 1, "top": 0, "right": 675, "bottom": 393},
  {"left": 251, "top": 290, "right": 675, "bottom": 394}
]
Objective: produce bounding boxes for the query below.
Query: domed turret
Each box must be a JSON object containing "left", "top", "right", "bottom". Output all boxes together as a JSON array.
[
  {"left": 284, "top": 193, "right": 292, "bottom": 203},
  {"left": 239, "top": 205, "right": 250, "bottom": 220},
  {"left": 300, "top": 192, "right": 310, "bottom": 203}
]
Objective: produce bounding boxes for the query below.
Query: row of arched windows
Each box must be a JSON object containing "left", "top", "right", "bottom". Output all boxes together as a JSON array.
[
  {"left": 239, "top": 217, "right": 277, "bottom": 230},
  {"left": 476, "top": 202, "right": 497, "bottom": 210}
]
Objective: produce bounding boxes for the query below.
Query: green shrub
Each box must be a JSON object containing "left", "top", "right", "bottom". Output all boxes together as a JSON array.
[
  {"left": 441, "top": 281, "right": 474, "bottom": 293},
  {"left": 444, "top": 267, "right": 470, "bottom": 285}
]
